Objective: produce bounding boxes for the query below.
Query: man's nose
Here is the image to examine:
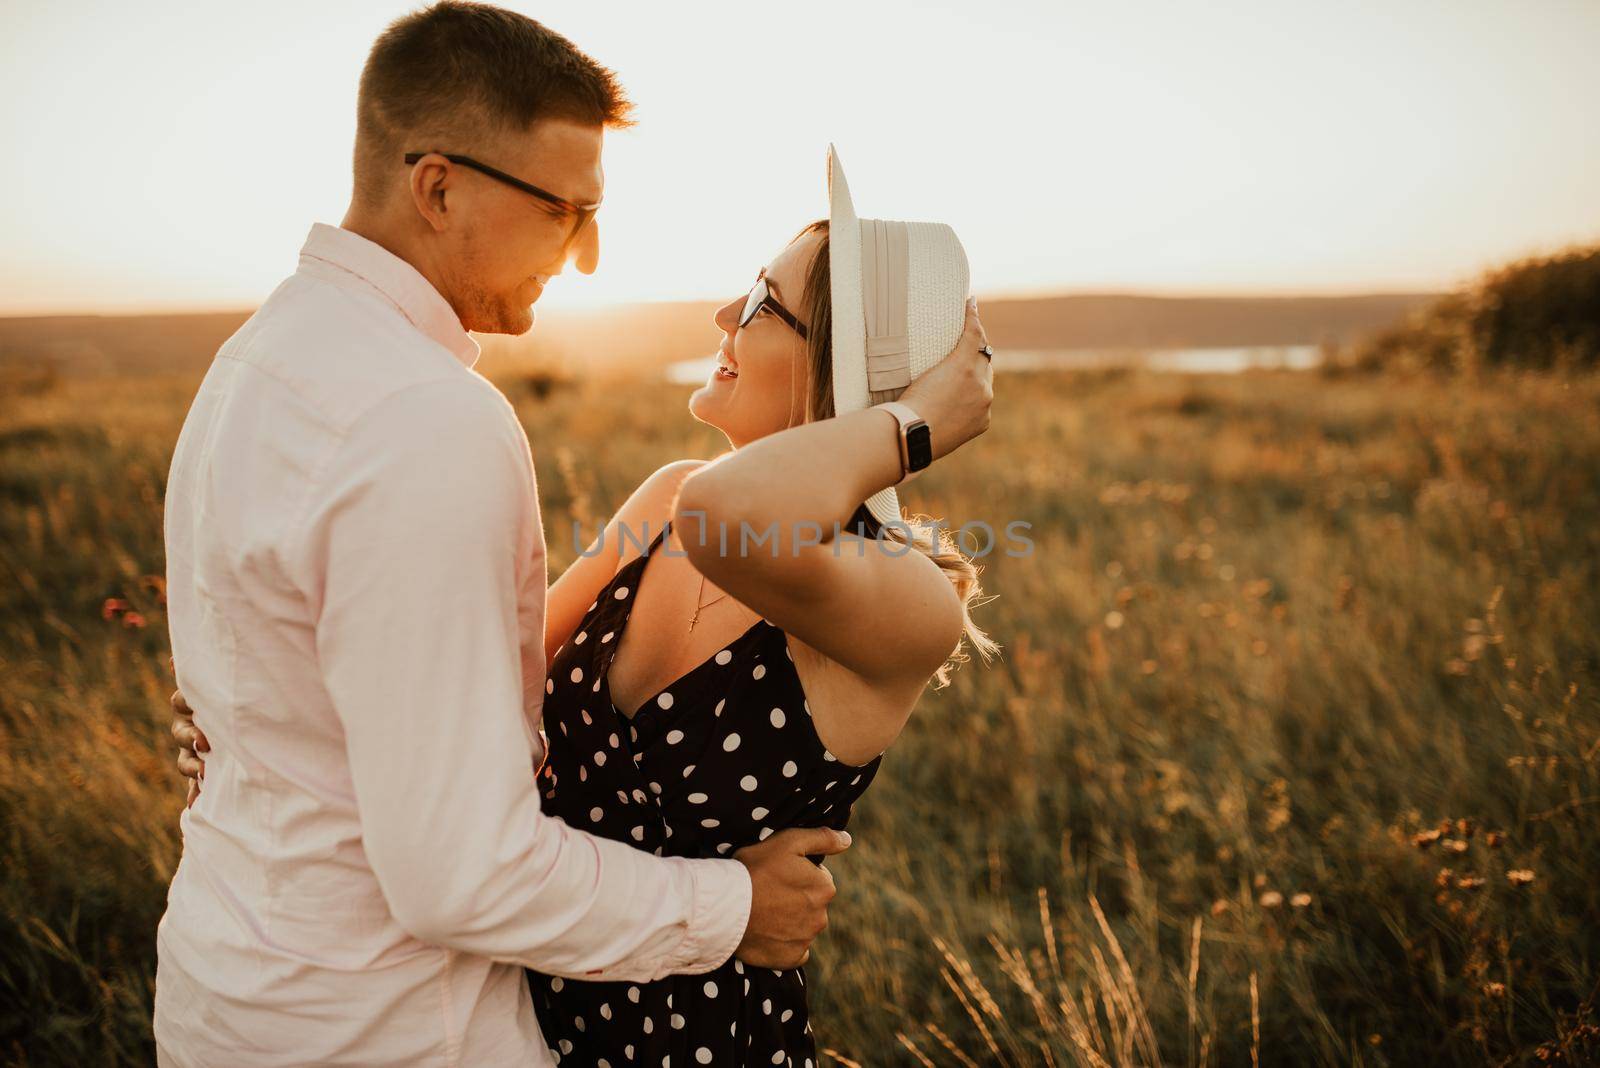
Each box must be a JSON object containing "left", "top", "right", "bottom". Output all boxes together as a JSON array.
[{"left": 572, "top": 219, "right": 600, "bottom": 276}]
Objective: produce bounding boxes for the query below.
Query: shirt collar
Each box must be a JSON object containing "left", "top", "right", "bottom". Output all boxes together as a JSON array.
[{"left": 297, "top": 222, "right": 481, "bottom": 369}]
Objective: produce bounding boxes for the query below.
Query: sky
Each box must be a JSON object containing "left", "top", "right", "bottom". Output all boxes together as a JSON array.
[{"left": 2, "top": 0, "right": 1598, "bottom": 315}]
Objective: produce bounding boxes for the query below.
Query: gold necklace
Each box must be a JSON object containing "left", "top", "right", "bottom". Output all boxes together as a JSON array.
[{"left": 688, "top": 572, "right": 731, "bottom": 633}]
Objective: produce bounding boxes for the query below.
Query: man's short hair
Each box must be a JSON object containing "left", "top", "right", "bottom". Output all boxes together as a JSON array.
[{"left": 353, "top": 1, "right": 632, "bottom": 205}]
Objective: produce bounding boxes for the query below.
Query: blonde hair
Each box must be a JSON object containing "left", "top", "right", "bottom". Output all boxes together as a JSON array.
[{"left": 792, "top": 220, "right": 1000, "bottom": 687}]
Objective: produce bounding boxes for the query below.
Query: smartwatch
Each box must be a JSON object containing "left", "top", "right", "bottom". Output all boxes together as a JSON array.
[{"left": 877, "top": 401, "right": 932, "bottom": 483}]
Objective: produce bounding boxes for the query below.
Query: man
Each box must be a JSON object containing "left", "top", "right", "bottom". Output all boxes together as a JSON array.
[{"left": 155, "top": 5, "right": 848, "bottom": 1064}]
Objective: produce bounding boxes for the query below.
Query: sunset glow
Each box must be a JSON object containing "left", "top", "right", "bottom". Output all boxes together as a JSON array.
[{"left": 3, "top": 0, "right": 1598, "bottom": 316}]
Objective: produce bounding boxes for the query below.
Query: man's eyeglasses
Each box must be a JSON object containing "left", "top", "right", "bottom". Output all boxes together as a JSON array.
[
  {"left": 739, "top": 269, "right": 809, "bottom": 340},
  {"left": 403, "top": 152, "right": 601, "bottom": 254}
]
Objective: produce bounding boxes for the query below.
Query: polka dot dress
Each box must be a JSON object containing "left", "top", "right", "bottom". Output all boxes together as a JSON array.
[{"left": 531, "top": 515, "right": 882, "bottom": 1066}]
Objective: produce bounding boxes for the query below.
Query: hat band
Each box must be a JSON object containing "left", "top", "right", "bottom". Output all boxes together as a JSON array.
[{"left": 861, "top": 219, "right": 911, "bottom": 404}]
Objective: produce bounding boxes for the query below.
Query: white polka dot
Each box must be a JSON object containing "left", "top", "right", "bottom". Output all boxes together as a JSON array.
[
  {"left": 716, "top": 842, "right": 731, "bottom": 854},
  {"left": 575, "top": 631, "right": 588, "bottom": 644},
  {"left": 758, "top": 827, "right": 773, "bottom": 841},
  {"left": 723, "top": 733, "right": 741, "bottom": 752},
  {"left": 782, "top": 761, "right": 798, "bottom": 778},
  {"left": 560, "top": 1038, "right": 573, "bottom": 1054},
  {"left": 631, "top": 826, "right": 645, "bottom": 841},
  {"left": 823, "top": 750, "right": 837, "bottom": 762},
  {"left": 751, "top": 806, "right": 769, "bottom": 820},
  {"left": 672, "top": 1013, "right": 686, "bottom": 1029},
  {"left": 851, "top": 774, "right": 862, "bottom": 785},
  {"left": 579, "top": 766, "right": 587, "bottom": 781},
  {"left": 770, "top": 708, "right": 786, "bottom": 728},
  {"left": 649, "top": 782, "right": 662, "bottom": 795},
  {"left": 616, "top": 790, "right": 629, "bottom": 804},
  {"left": 574, "top": 1016, "right": 585, "bottom": 1031},
  {"left": 592, "top": 678, "right": 602, "bottom": 692},
  {"left": 752, "top": 664, "right": 766, "bottom": 679},
  {"left": 559, "top": 722, "right": 568, "bottom": 736},
  {"left": 570, "top": 667, "right": 583, "bottom": 683},
  {"left": 590, "top": 807, "right": 604, "bottom": 822},
  {"left": 762, "top": 998, "right": 772, "bottom": 1014},
  {"left": 545, "top": 678, "right": 554, "bottom": 694},
  {"left": 715, "top": 649, "right": 732, "bottom": 665},
  {"left": 630, "top": 726, "right": 639, "bottom": 743},
  {"left": 602, "top": 631, "right": 614, "bottom": 643},
  {"left": 696, "top": 1050, "right": 712, "bottom": 1064},
  {"left": 626, "top": 1046, "right": 634, "bottom": 1059},
  {"left": 687, "top": 792, "right": 708, "bottom": 804},
  {"left": 594, "top": 751, "right": 607, "bottom": 766},
  {"left": 628, "top": 986, "right": 641, "bottom": 1003},
  {"left": 551, "top": 977, "right": 564, "bottom": 991},
  {"left": 701, "top": 818, "right": 720, "bottom": 828},
  {"left": 782, "top": 1009, "right": 794, "bottom": 1023},
  {"left": 734, "top": 960, "right": 744, "bottom": 974},
  {"left": 634, "top": 788, "right": 648, "bottom": 803},
  {"left": 598, "top": 1060, "right": 610, "bottom": 1068},
  {"left": 600, "top": 1003, "right": 612, "bottom": 1020},
  {"left": 714, "top": 699, "right": 726, "bottom": 717},
  {"left": 743, "top": 977, "right": 750, "bottom": 994},
  {"left": 740, "top": 775, "right": 759, "bottom": 792},
  {"left": 658, "top": 692, "right": 674, "bottom": 709},
  {"left": 667, "top": 729, "right": 685, "bottom": 745},
  {"left": 643, "top": 1017, "right": 653, "bottom": 1034},
  {"left": 683, "top": 764, "right": 696, "bottom": 777},
  {"left": 703, "top": 980, "right": 718, "bottom": 998},
  {"left": 581, "top": 709, "right": 593, "bottom": 726},
  {"left": 771, "top": 1054, "right": 785, "bottom": 1065},
  {"left": 614, "top": 586, "right": 630, "bottom": 599},
  {"left": 609, "top": 732, "right": 620, "bottom": 749}
]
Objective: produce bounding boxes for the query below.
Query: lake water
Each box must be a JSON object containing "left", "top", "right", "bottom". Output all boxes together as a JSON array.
[{"left": 665, "top": 344, "right": 1322, "bottom": 384}]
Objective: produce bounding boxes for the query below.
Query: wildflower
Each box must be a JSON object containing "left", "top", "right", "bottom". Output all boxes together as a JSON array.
[
  {"left": 1104, "top": 610, "right": 1125, "bottom": 630},
  {"left": 1436, "top": 867, "right": 1455, "bottom": 888},
  {"left": 1485, "top": 831, "right": 1505, "bottom": 849},
  {"left": 1258, "top": 890, "right": 1283, "bottom": 908},
  {"left": 102, "top": 597, "right": 129, "bottom": 620},
  {"left": 123, "top": 612, "right": 147, "bottom": 630},
  {"left": 1442, "top": 838, "right": 1469, "bottom": 853},
  {"left": 1210, "top": 899, "right": 1230, "bottom": 917},
  {"left": 1506, "top": 869, "right": 1536, "bottom": 887},
  {"left": 1456, "top": 876, "right": 1486, "bottom": 891},
  {"left": 1482, "top": 982, "right": 1506, "bottom": 998},
  {"left": 1413, "top": 829, "right": 1442, "bottom": 848},
  {"left": 1290, "top": 892, "right": 1312, "bottom": 908}
]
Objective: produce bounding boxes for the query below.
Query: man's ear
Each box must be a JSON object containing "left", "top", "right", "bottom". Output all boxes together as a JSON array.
[{"left": 408, "top": 152, "right": 454, "bottom": 233}]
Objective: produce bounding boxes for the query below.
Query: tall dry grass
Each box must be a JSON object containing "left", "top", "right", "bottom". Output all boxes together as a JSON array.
[{"left": 2, "top": 364, "right": 1597, "bottom": 1066}]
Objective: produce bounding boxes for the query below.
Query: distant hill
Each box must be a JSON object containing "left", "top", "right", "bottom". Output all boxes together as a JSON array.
[
  {"left": 1342, "top": 245, "right": 1600, "bottom": 373},
  {"left": 0, "top": 292, "right": 1438, "bottom": 379}
]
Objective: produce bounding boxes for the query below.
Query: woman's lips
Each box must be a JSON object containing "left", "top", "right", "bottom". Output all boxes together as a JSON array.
[{"left": 714, "top": 348, "right": 738, "bottom": 379}]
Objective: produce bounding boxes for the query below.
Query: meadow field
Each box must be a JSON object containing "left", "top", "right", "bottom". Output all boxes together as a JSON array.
[{"left": 1, "top": 360, "right": 1597, "bottom": 1066}]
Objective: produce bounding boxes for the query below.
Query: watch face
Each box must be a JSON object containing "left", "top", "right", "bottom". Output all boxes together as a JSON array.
[{"left": 906, "top": 424, "right": 933, "bottom": 471}]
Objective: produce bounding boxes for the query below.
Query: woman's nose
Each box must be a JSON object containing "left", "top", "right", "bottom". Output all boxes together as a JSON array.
[{"left": 713, "top": 295, "right": 741, "bottom": 332}]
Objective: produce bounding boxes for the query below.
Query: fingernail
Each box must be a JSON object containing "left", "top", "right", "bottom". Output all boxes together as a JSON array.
[{"left": 840, "top": 831, "right": 852, "bottom": 846}]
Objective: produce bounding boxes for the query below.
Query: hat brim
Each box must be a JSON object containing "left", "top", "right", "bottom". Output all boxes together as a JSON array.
[{"left": 828, "top": 145, "right": 901, "bottom": 528}]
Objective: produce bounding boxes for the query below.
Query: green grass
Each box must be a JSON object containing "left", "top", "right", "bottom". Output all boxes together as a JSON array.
[{"left": 2, "top": 365, "right": 1597, "bottom": 1066}]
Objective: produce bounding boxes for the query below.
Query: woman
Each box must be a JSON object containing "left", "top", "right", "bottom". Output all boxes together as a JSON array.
[{"left": 172, "top": 147, "right": 997, "bottom": 1064}]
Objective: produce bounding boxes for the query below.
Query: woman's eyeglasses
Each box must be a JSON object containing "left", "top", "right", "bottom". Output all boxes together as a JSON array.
[
  {"left": 739, "top": 270, "right": 809, "bottom": 340},
  {"left": 403, "top": 152, "right": 601, "bottom": 255}
]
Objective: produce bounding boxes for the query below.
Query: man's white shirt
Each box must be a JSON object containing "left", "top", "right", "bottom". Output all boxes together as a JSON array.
[{"left": 154, "top": 222, "right": 752, "bottom": 1066}]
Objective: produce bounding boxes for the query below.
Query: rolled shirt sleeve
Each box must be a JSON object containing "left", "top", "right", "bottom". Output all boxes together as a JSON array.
[{"left": 297, "top": 375, "right": 752, "bottom": 980}]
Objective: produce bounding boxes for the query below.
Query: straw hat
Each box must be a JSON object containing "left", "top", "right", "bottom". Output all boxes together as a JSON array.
[{"left": 827, "top": 144, "right": 970, "bottom": 527}]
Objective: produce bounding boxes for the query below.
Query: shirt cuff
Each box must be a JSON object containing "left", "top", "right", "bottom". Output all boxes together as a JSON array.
[{"left": 664, "top": 857, "right": 753, "bottom": 976}]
